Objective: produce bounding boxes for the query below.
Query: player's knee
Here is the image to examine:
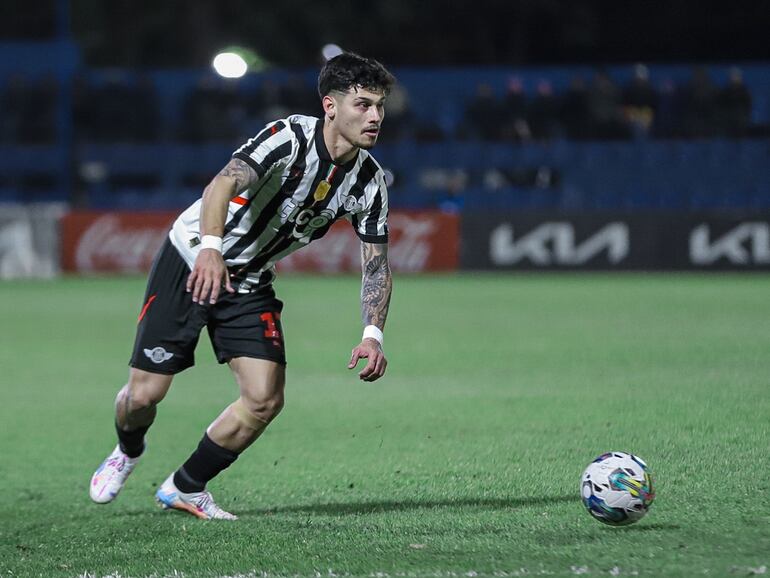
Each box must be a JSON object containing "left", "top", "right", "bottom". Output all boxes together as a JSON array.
[
  {"left": 125, "top": 368, "right": 171, "bottom": 409},
  {"left": 236, "top": 388, "right": 283, "bottom": 424},
  {"left": 240, "top": 389, "right": 284, "bottom": 424}
]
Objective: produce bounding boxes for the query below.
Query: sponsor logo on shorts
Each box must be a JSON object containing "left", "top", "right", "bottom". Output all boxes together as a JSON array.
[{"left": 144, "top": 347, "right": 174, "bottom": 364}]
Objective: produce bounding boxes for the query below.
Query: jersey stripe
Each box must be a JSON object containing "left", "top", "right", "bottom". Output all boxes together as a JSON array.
[
  {"left": 239, "top": 120, "right": 286, "bottom": 156},
  {"left": 233, "top": 141, "right": 292, "bottom": 177},
  {"left": 364, "top": 188, "right": 384, "bottom": 237},
  {"left": 224, "top": 124, "right": 310, "bottom": 262},
  {"left": 170, "top": 114, "right": 390, "bottom": 288}
]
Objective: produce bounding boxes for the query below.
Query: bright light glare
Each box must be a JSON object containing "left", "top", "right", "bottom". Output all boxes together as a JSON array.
[
  {"left": 212, "top": 52, "right": 248, "bottom": 78},
  {"left": 322, "top": 43, "right": 343, "bottom": 61}
]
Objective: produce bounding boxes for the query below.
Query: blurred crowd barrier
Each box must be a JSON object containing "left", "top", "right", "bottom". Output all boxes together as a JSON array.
[{"left": 0, "top": 60, "right": 769, "bottom": 210}]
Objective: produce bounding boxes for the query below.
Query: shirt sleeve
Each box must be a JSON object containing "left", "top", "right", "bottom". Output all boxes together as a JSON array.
[
  {"left": 352, "top": 176, "right": 389, "bottom": 244},
  {"left": 231, "top": 120, "right": 294, "bottom": 179}
]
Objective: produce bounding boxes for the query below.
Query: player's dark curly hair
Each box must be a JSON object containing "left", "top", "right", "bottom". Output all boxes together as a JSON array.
[{"left": 318, "top": 52, "right": 395, "bottom": 98}]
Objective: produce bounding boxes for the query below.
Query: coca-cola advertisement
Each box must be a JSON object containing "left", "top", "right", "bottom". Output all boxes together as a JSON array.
[
  {"left": 279, "top": 211, "right": 459, "bottom": 273},
  {"left": 61, "top": 211, "right": 176, "bottom": 273},
  {"left": 61, "top": 210, "right": 459, "bottom": 273}
]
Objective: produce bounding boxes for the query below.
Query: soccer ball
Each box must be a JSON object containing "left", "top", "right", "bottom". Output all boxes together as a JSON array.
[{"left": 581, "top": 451, "right": 655, "bottom": 526}]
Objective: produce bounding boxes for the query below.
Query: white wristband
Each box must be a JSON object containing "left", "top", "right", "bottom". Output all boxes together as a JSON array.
[
  {"left": 362, "top": 325, "right": 384, "bottom": 345},
  {"left": 200, "top": 235, "right": 223, "bottom": 252}
]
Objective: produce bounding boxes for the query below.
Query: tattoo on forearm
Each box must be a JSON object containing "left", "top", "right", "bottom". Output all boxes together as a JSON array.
[
  {"left": 361, "top": 243, "right": 392, "bottom": 330},
  {"left": 218, "top": 158, "right": 258, "bottom": 191}
]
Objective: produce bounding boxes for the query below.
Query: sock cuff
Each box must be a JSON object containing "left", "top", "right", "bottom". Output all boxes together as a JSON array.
[
  {"left": 115, "top": 421, "right": 149, "bottom": 459},
  {"left": 174, "top": 467, "right": 204, "bottom": 493},
  {"left": 200, "top": 433, "right": 239, "bottom": 462}
]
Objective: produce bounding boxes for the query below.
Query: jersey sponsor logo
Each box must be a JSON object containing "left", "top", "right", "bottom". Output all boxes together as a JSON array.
[
  {"left": 490, "top": 222, "right": 629, "bottom": 266},
  {"left": 690, "top": 222, "right": 770, "bottom": 265},
  {"left": 342, "top": 194, "right": 362, "bottom": 213},
  {"left": 279, "top": 199, "right": 336, "bottom": 240},
  {"left": 143, "top": 347, "right": 174, "bottom": 364}
]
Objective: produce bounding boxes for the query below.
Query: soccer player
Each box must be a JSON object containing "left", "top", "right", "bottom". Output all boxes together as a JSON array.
[{"left": 89, "top": 53, "right": 394, "bottom": 520}]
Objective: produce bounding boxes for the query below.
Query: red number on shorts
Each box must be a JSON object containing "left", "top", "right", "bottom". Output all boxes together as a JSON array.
[{"left": 260, "top": 312, "right": 281, "bottom": 339}]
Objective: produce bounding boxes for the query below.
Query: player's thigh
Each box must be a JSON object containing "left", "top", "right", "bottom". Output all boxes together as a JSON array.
[
  {"left": 207, "top": 286, "right": 286, "bottom": 367},
  {"left": 228, "top": 357, "right": 286, "bottom": 415}
]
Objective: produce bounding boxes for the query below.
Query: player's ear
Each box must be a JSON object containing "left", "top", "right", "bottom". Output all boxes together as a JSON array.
[{"left": 322, "top": 94, "right": 336, "bottom": 120}]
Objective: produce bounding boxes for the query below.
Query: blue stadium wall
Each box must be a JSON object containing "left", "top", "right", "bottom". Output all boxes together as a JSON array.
[{"left": 2, "top": 42, "right": 770, "bottom": 270}]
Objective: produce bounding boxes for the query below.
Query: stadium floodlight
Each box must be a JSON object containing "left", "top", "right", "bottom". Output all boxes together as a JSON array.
[
  {"left": 321, "top": 43, "right": 344, "bottom": 61},
  {"left": 212, "top": 52, "right": 248, "bottom": 78}
]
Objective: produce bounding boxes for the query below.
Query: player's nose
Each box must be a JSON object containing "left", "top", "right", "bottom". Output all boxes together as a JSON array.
[{"left": 367, "top": 107, "right": 382, "bottom": 123}]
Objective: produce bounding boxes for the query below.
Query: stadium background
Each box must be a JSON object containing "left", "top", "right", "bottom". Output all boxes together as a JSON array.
[
  {"left": 2, "top": 2, "right": 769, "bottom": 577},
  {"left": 2, "top": 0, "right": 770, "bottom": 274}
]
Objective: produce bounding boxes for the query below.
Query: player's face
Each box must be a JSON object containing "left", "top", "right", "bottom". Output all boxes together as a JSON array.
[{"left": 330, "top": 86, "right": 386, "bottom": 150}]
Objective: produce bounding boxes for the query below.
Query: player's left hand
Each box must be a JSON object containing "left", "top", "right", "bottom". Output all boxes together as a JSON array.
[{"left": 348, "top": 338, "right": 387, "bottom": 382}]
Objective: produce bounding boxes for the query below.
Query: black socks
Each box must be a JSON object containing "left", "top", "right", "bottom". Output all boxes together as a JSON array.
[
  {"left": 116, "top": 422, "right": 149, "bottom": 459},
  {"left": 173, "top": 433, "right": 239, "bottom": 493}
]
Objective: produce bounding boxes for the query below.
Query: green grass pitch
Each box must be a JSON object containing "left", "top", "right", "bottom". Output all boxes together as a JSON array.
[{"left": 1, "top": 273, "right": 768, "bottom": 577}]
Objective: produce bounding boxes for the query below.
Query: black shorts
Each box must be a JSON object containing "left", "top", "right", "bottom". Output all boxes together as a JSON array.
[{"left": 129, "top": 238, "right": 286, "bottom": 374}]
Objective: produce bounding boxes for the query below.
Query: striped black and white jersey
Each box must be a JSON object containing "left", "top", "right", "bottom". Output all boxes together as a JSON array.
[{"left": 169, "top": 114, "right": 389, "bottom": 288}]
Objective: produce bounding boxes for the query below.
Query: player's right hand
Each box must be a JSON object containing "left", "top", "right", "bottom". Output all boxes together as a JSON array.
[
  {"left": 348, "top": 338, "right": 388, "bottom": 382},
  {"left": 187, "top": 249, "right": 234, "bottom": 305}
]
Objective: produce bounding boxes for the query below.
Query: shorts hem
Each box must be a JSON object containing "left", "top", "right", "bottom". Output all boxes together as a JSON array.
[
  {"left": 128, "top": 360, "right": 193, "bottom": 375},
  {"left": 217, "top": 352, "right": 287, "bottom": 367}
]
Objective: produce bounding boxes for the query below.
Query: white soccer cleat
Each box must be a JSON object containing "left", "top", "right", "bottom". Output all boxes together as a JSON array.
[
  {"left": 154, "top": 474, "right": 237, "bottom": 521},
  {"left": 90, "top": 445, "right": 140, "bottom": 504}
]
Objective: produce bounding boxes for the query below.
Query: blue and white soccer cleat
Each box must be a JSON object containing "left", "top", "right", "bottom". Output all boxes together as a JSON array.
[
  {"left": 155, "top": 474, "right": 237, "bottom": 520},
  {"left": 90, "top": 445, "right": 140, "bottom": 504}
]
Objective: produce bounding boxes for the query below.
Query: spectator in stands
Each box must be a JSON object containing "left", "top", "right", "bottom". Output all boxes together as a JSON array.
[
  {"left": 621, "top": 63, "right": 658, "bottom": 139},
  {"left": 254, "top": 78, "right": 290, "bottom": 123},
  {"left": 221, "top": 79, "right": 253, "bottom": 143},
  {"left": 679, "top": 66, "right": 719, "bottom": 138},
  {"left": 717, "top": 66, "right": 752, "bottom": 138},
  {"left": 376, "top": 82, "right": 413, "bottom": 142},
  {"left": 500, "top": 76, "right": 531, "bottom": 142},
  {"left": 461, "top": 83, "right": 504, "bottom": 140},
  {"left": 72, "top": 74, "right": 98, "bottom": 142},
  {"left": 93, "top": 73, "right": 143, "bottom": 141},
  {"left": 77, "top": 73, "right": 161, "bottom": 142},
  {"left": 126, "top": 74, "right": 161, "bottom": 142},
  {"left": 560, "top": 75, "right": 590, "bottom": 140},
  {"left": 0, "top": 73, "right": 57, "bottom": 144},
  {"left": 0, "top": 74, "right": 27, "bottom": 143},
  {"left": 181, "top": 75, "right": 237, "bottom": 142},
  {"left": 651, "top": 78, "right": 680, "bottom": 138},
  {"left": 585, "top": 68, "right": 630, "bottom": 140},
  {"left": 24, "top": 73, "right": 58, "bottom": 144},
  {"left": 527, "top": 79, "right": 561, "bottom": 141},
  {"left": 280, "top": 75, "right": 319, "bottom": 117}
]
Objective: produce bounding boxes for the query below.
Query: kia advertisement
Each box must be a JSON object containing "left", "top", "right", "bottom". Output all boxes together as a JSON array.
[
  {"left": 461, "top": 212, "right": 770, "bottom": 270},
  {"left": 61, "top": 210, "right": 459, "bottom": 274}
]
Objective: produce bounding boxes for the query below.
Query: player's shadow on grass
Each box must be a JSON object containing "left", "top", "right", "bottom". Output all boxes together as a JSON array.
[{"left": 245, "top": 495, "right": 577, "bottom": 517}]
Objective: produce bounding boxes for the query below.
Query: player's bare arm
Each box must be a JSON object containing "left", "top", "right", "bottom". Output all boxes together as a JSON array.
[
  {"left": 348, "top": 241, "right": 392, "bottom": 381},
  {"left": 187, "top": 158, "right": 258, "bottom": 304}
]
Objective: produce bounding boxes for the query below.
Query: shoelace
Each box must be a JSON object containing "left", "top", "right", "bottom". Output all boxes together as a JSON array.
[
  {"left": 106, "top": 457, "right": 125, "bottom": 472},
  {"left": 193, "top": 492, "right": 230, "bottom": 517}
]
